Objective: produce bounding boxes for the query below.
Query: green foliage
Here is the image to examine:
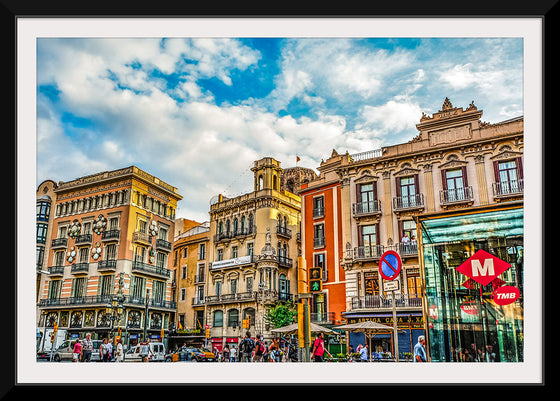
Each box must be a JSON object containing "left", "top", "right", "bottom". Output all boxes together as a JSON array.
[{"left": 264, "top": 300, "right": 297, "bottom": 329}]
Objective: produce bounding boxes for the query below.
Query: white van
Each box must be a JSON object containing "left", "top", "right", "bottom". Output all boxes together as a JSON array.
[
  {"left": 124, "top": 342, "right": 165, "bottom": 362},
  {"left": 51, "top": 339, "right": 103, "bottom": 362}
]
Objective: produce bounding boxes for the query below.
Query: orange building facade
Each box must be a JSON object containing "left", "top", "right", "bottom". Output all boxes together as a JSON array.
[
  {"left": 37, "top": 166, "right": 182, "bottom": 347},
  {"left": 300, "top": 151, "right": 347, "bottom": 327}
]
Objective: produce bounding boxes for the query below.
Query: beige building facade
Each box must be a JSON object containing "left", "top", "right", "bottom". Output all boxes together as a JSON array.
[
  {"left": 307, "top": 98, "right": 523, "bottom": 357},
  {"left": 204, "top": 157, "right": 306, "bottom": 351}
]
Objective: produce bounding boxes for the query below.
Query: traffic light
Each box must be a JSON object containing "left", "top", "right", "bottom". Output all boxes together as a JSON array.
[{"left": 309, "top": 267, "right": 322, "bottom": 292}]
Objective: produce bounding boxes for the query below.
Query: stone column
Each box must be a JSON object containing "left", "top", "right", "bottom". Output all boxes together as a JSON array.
[
  {"left": 423, "top": 163, "right": 435, "bottom": 213},
  {"left": 475, "top": 155, "right": 489, "bottom": 205}
]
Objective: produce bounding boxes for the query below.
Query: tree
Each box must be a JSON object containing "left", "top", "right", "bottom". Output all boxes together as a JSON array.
[{"left": 264, "top": 300, "right": 297, "bottom": 329}]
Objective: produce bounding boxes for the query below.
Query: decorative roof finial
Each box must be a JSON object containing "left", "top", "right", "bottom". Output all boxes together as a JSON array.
[{"left": 442, "top": 97, "right": 453, "bottom": 110}]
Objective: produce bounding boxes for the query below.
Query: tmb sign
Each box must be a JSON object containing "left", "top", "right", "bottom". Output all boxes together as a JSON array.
[{"left": 456, "top": 249, "right": 511, "bottom": 286}]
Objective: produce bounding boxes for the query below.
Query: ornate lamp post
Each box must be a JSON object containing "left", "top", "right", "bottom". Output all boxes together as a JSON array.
[{"left": 105, "top": 273, "right": 125, "bottom": 340}]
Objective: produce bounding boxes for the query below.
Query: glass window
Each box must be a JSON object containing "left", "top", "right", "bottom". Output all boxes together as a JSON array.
[
  {"left": 228, "top": 309, "right": 239, "bottom": 327},
  {"left": 213, "top": 310, "right": 223, "bottom": 327},
  {"left": 313, "top": 196, "right": 324, "bottom": 217}
]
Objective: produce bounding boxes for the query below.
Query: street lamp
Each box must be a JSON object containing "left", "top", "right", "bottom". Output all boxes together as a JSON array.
[{"left": 106, "top": 274, "right": 125, "bottom": 340}]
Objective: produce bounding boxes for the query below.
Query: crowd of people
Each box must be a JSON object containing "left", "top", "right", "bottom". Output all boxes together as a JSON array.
[
  {"left": 216, "top": 331, "right": 297, "bottom": 362},
  {"left": 69, "top": 332, "right": 124, "bottom": 362}
]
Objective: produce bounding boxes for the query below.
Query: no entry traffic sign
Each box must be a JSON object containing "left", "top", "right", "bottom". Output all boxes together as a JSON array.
[{"left": 379, "top": 250, "right": 402, "bottom": 281}]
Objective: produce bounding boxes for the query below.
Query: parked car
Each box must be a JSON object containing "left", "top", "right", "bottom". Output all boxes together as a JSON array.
[
  {"left": 124, "top": 342, "right": 166, "bottom": 362},
  {"left": 165, "top": 347, "right": 206, "bottom": 362},
  {"left": 45, "top": 339, "right": 103, "bottom": 362}
]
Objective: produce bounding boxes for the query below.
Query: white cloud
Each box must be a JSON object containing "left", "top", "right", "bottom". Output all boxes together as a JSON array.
[{"left": 357, "top": 99, "right": 422, "bottom": 138}]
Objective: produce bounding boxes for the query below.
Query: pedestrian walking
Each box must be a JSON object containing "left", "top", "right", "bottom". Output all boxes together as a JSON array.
[
  {"left": 139, "top": 338, "right": 152, "bottom": 362},
  {"left": 239, "top": 331, "right": 255, "bottom": 362},
  {"left": 114, "top": 338, "right": 124, "bottom": 362},
  {"left": 359, "top": 344, "right": 368, "bottom": 362},
  {"left": 223, "top": 344, "right": 230, "bottom": 362},
  {"left": 72, "top": 340, "right": 82, "bottom": 362},
  {"left": 253, "top": 334, "right": 265, "bottom": 362},
  {"left": 100, "top": 338, "right": 111, "bottom": 362},
  {"left": 81, "top": 333, "right": 93, "bottom": 362},
  {"left": 230, "top": 345, "right": 237, "bottom": 362},
  {"left": 413, "top": 335, "right": 427, "bottom": 362},
  {"left": 311, "top": 333, "right": 332, "bottom": 362}
]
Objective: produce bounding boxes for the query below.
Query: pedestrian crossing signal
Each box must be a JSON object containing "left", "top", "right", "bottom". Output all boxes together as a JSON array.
[{"left": 309, "top": 267, "right": 322, "bottom": 292}]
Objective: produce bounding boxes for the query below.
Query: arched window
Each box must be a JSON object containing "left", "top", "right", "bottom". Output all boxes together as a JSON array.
[
  {"left": 233, "top": 218, "right": 238, "bottom": 234},
  {"left": 213, "top": 310, "right": 223, "bottom": 327},
  {"left": 228, "top": 309, "right": 239, "bottom": 327},
  {"left": 258, "top": 175, "right": 264, "bottom": 190},
  {"left": 240, "top": 216, "right": 246, "bottom": 233},
  {"left": 248, "top": 214, "right": 254, "bottom": 232},
  {"left": 219, "top": 221, "right": 223, "bottom": 234},
  {"left": 226, "top": 220, "right": 230, "bottom": 234}
]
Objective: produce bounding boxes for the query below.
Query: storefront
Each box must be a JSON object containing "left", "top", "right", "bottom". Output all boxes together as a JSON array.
[
  {"left": 345, "top": 313, "right": 425, "bottom": 358},
  {"left": 418, "top": 204, "right": 523, "bottom": 362}
]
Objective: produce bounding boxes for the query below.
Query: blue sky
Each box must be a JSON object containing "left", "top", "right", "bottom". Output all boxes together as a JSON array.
[{"left": 36, "top": 35, "right": 524, "bottom": 222}]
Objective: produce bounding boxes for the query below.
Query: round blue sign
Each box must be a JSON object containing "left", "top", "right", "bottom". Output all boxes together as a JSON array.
[{"left": 379, "top": 250, "right": 402, "bottom": 281}]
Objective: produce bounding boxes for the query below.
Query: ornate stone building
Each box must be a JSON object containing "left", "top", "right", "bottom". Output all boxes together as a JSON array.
[
  {"left": 304, "top": 98, "right": 523, "bottom": 359},
  {"left": 37, "top": 166, "right": 182, "bottom": 347},
  {"left": 205, "top": 157, "right": 302, "bottom": 351}
]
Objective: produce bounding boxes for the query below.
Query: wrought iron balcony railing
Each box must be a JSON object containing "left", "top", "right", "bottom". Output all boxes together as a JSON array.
[
  {"left": 392, "top": 193, "right": 425, "bottom": 211},
  {"left": 440, "top": 186, "right": 474, "bottom": 204},
  {"left": 350, "top": 294, "right": 422, "bottom": 310},
  {"left": 352, "top": 200, "right": 382, "bottom": 216}
]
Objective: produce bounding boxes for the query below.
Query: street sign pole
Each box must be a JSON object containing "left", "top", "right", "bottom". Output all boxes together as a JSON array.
[
  {"left": 391, "top": 290, "right": 399, "bottom": 362},
  {"left": 380, "top": 250, "right": 402, "bottom": 363}
]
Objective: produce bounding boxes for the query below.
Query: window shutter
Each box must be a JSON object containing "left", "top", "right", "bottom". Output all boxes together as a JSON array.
[
  {"left": 516, "top": 157, "right": 524, "bottom": 179},
  {"left": 493, "top": 161, "right": 500, "bottom": 182},
  {"left": 441, "top": 169, "right": 447, "bottom": 191},
  {"left": 395, "top": 177, "right": 401, "bottom": 197},
  {"left": 461, "top": 165, "right": 469, "bottom": 187}
]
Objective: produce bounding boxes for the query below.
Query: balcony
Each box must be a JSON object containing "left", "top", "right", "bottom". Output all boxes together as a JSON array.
[
  {"left": 392, "top": 193, "right": 425, "bottom": 212},
  {"left": 393, "top": 242, "right": 418, "bottom": 257},
  {"left": 352, "top": 200, "right": 382, "bottom": 217},
  {"left": 48, "top": 265, "right": 65, "bottom": 277},
  {"left": 313, "top": 236, "right": 325, "bottom": 248},
  {"left": 70, "top": 262, "right": 89, "bottom": 274},
  {"left": 278, "top": 255, "right": 293, "bottom": 268},
  {"left": 97, "top": 259, "right": 117, "bottom": 272},
  {"left": 312, "top": 207, "right": 325, "bottom": 218},
  {"left": 155, "top": 238, "right": 172, "bottom": 252},
  {"left": 214, "top": 226, "right": 257, "bottom": 242},
  {"left": 74, "top": 234, "right": 93, "bottom": 245},
  {"left": 132, "top": 260, "right": 171, "bottom": 278},
  {"left": 133, "top": 231, "right": 151, "bottom": 245},
  {"left": 51, "top": 238, "right": 68, "bottom": 249},
  {"left": 276, "top": 226, "right": 292, "bottom": 239},
  {"left": 440, "top": 186, "right": 474, "bottom": 206},
  {"left": 38, "top": 294, "right": 176, "bottom": 310},
  {"left": 353, "top": 245, "right": 384, "bottom": 261},
  {"left": 310, "top": 311, "right": 335, "bottom": 324},
  {"left": 205, "top": 291, "right": 257, "bottom": 305},
  {"left": 101, "top": 229, "right": 120, "bottom": 242},
  {"left": 493, "top": 179, "right": 524, "bottom": 199},
  {"left": 350, "top": 294, "right": 423, "bottom": 311}
]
